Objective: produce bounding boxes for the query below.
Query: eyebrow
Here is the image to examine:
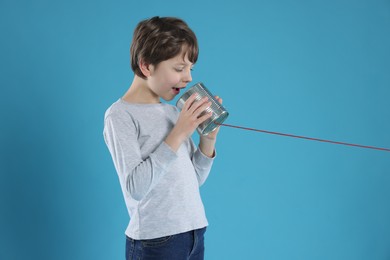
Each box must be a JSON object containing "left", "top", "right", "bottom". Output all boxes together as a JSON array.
[{"left": 174, "top": 62, "right": 194, "bottom": 67}]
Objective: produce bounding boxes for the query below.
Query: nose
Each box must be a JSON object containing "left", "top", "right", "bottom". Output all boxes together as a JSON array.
[{"left": 183, "top": 69, "right": 192, "bottom": 83}]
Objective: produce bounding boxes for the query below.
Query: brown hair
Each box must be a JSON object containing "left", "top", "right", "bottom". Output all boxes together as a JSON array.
[{"left": 130, "top": 16, "right": 198, "bottom": 79}]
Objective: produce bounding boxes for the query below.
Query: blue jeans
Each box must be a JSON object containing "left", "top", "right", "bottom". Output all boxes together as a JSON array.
[{"left": 125, "top": 227, "right": 206, "bottom": 260}]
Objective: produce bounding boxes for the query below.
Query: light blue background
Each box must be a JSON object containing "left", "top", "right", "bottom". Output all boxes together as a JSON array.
[{"left": 1, "top": 0, "right": 390, "bottom": 259}]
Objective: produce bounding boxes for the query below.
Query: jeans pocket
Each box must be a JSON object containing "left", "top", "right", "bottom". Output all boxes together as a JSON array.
[{"left": 141, "top": 235, "right": 173, "bottom": 247}]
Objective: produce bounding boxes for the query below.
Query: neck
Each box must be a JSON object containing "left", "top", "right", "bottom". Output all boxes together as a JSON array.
[{"left": 122, "top": 76, "right": 160, "bottom": 104}]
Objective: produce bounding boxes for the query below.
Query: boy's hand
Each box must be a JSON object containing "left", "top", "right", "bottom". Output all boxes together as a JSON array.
[
  {"left": 199, "top": 96, "right": 222, "bottom": 157},
  {"left": 201, "top": 96, "right": 223, "bottom": 140},
  {"left": 165, "top": 93, "right": 212, "bottom": 152}
]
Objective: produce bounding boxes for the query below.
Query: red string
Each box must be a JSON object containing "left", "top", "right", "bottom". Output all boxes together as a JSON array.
[{"left": 219, "top": 123, "right": 390, "bottom": 152}]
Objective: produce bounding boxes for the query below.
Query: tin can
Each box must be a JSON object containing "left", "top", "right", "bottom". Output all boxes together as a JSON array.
[{"left": 176, "top": 82, "right": 229, "bottom": 135}]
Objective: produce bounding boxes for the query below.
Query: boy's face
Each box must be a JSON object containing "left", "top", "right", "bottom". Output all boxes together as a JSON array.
[{"left": 147, "top": 50, "right": 194, "bottom": 101}]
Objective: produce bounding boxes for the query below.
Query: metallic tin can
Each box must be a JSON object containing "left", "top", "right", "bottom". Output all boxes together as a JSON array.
[{"left": 176, "top": 82, "right": 229, "bottom": 135}]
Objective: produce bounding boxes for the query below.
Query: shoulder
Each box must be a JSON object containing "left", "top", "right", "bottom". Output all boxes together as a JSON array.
[
  {"left": 104, "top": 100, "right": 180, "bottom": 123},
  {"left": 104, "top": 99, "right": 137, "bottom": 124},
  {"left": 103, "top": 100, "right": 141, "bottom": 136}
]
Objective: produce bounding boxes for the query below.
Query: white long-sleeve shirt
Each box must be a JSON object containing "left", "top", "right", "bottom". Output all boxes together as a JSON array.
[{"left": 103, "top": 99, "right": 214, "bottom": 239}]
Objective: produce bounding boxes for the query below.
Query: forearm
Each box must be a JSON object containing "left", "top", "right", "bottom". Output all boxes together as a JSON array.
[
  {"left": 199, "top": 136, "right": 216, "bottom": 158},
  {"left": 117, "top": 142, "right": 177, "bottom": 201},
  {"left": 164, "top": 127, "right": 187, "bottom": 152}
]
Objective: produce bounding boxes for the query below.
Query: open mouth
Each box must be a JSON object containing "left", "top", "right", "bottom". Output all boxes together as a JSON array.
[{"left": 172, "top": 87, "right": 182, "bottom": 94}]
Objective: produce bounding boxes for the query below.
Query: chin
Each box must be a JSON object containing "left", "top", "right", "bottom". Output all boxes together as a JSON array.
[{"left": 161, "top": 96, "right": 174, "bottom": 102}]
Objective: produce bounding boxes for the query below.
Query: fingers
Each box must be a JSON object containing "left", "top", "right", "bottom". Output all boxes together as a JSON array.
[
  {"left": 184, "top": 94, "right": 222, "bottom": 111},
  {"left": 194, "top": 101, "right": 212, "bottom": 118},
  {"left": 188, "top": 96, "right": 210, "bottom": 114},
  {"left": 183, "top": 93, "right": 200, "bottom": 111},
  {"left": 185, "top": 96, "right": 211, "bottom": 123},
  {"left": 215, "top": 96, "right": 223, "bottom": 104},
  {"left": 184, "top": 94, "right": 222, "bottom": 119},
  {"left": 196, "top": 111, "right": 212, "bottom": 125}
]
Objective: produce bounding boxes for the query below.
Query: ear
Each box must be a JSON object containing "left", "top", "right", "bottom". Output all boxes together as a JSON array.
[{"left": 139, "top": 59, "right": 153, "bottom": 78}]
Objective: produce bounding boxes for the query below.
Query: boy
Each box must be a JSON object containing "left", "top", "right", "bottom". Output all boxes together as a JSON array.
[{"left": 103, "top": 16, "right": 222, "bottom": 260}]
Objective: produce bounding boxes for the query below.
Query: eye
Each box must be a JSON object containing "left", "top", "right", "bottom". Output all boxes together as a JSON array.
[{"left": 175, "top": 68, "right": 184, "bottom": 72}]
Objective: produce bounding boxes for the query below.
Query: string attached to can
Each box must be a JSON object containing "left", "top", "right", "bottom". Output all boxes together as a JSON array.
[
  {"left": 218, "top": 123, "right": 390, "bottom": 152},
  {"left": 177, "top": 82, "right": 389, "bottom": 153}
]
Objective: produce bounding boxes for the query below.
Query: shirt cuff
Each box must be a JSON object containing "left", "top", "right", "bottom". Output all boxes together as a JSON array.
[{"left": 194, "top": 147, "right": 216, "bottom": 169}]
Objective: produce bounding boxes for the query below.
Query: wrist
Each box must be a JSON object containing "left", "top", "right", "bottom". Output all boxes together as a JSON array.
[
  {"left": 200, "top": 135, "right": 217, "bottom": 143},
  {"left": 199, "top": 137, "right": 216, "bottom": 158}
]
